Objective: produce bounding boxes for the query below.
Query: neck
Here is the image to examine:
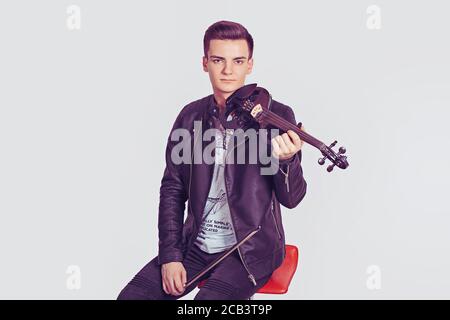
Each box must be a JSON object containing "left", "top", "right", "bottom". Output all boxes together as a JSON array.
[{"left": 212, "top": 89, "right": 234, "bottom": 112}]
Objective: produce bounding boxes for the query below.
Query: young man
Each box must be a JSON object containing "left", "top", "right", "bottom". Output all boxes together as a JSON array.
[{"left": 118, "top": 20, "right": 307, "bottom": 300}]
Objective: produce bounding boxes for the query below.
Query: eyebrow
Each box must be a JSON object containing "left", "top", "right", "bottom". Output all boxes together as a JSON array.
[{"left": 209, "top": 55, "right": 247, "bottom": 60}]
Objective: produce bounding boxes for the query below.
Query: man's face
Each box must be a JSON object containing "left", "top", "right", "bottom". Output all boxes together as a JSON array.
[{"left": 202, "top": 39, "right": 253, "bottom": 95}]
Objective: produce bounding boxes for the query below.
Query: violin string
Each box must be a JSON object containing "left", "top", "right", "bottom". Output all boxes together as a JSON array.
[
  {"left": 265, "top": 111, "right": 322, "bottom": 146},
  {"left": 261, "top": 110, "right": 324, "bottom": 147}
]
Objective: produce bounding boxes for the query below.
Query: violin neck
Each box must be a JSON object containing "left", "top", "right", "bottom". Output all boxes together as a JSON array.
[{"left": 259, "top": 109, "right": 325, "bottom": 150}]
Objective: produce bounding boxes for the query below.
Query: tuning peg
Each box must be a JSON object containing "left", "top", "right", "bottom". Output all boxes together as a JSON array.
[
  {"left": 329, "top": 140, "right": 337, "bottom": 148},
  {"left": 338, "top": 146, "right": 346, "bottom": 154},
  {"left": 318, "top": 156, "right": 326, "bottom": 165},
  {"left": 327, "top": 163, "right": 336, "bottom": 172}
]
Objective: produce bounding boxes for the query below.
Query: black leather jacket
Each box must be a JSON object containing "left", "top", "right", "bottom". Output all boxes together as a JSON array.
[{"left": 157, "top": 93, "right": 307, "bottom": 286}]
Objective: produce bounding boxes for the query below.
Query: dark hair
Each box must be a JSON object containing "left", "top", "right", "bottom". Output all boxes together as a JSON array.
[{"left": 203, "top": 20, "right": 254, "bottom": 59}]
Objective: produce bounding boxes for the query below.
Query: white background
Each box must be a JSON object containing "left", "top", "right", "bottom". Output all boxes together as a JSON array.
[{"left": 0, "top": 0, "right": 449, "bottom": 299}]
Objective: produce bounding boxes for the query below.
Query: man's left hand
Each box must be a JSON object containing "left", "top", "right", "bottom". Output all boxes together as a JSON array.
[{"left": 271, "top": 126, "right": 305, "bottom": 161}]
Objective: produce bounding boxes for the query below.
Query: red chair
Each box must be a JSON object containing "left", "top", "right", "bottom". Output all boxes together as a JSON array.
[{"left": 197, "top": 244, "right": 299, "bottom": 298}]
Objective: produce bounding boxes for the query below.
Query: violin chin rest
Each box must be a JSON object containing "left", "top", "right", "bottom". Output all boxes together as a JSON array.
[
  {"left": 224, "top": 84, "right": 272, "bottom": 129},
  {"left": 226, "top": 83, "right": 258, "bottom": 104}
]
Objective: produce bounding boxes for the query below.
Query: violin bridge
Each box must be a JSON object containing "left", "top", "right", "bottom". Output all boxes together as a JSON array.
[{"left": 250, "top": 104, "right": 263, "bottom": 118}]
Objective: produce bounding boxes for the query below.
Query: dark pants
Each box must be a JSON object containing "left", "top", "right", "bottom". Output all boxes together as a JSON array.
[{"left": 117, "top": 244, "right": 272, "bottom": 300}]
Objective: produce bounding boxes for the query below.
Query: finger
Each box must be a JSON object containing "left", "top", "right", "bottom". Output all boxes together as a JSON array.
[
  {"left": 276, "top": 135, "right": 289, "bottom": 153},
  {"left": 168, "top": 277, "right": 177, "bottom": 295},
  {"left": 271, "top": 138, "right": 281, "bottom": 158},
  {"left": 276, "top": 135, "right": 293, "bottom": 158},
  {"left": 182, "top": 269, "right": 187, "bottom": 289},
  {"left": 174, "top": 273, "right": 185, "bottom": 295},
  {"left": 161, "top": 269, "right": 169, "bottom": 294},
  {"left": 162, "top": 278, "right": 168, "bottom": 295},
  {"left": 281, "top": 133, "right": 296, "bottom": 152},
  {"left": 287, "top": 130, "right": 302, "bottom": 148}
]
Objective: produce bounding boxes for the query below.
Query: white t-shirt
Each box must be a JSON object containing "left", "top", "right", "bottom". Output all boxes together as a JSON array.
[{"left": 194, "top": 118, "right": 238, "bottom": 254}]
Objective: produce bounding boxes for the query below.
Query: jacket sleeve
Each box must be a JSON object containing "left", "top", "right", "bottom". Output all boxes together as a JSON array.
[
  {"left": 271, "top": 106, "right": 307, "bottom": 209},
  {"left": 157, "top": 113, "right": 188, "bottom": 265}
]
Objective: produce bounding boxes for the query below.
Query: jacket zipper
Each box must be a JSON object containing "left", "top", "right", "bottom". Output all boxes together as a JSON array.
[
  {"left": 186, "top": 117, "right": 203, "bottom": 251},
  {"left": 271, "top": 200, "right": 282, "bottom": 240},
  {"left": 279, "top": 164, "right": 290, "bottom": 192},
  {"left": 224, "top": 130, "right": 258, "bottom": 286},
  {"left": 188, "top": 118, "right": 201, "bottom": 215}
]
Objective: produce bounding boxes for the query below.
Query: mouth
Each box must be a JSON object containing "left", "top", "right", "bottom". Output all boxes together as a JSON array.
[{"left": 221, "top": 79, "right": 236, "bottom": 82}]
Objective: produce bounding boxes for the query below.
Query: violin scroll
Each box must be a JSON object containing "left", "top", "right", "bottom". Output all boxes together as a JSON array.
[
  {"left": 225, "top": 83, "right": 350, "bottom": 173},
  {"left": 318, "top": 140, "right": 349, "bottom": 172}
]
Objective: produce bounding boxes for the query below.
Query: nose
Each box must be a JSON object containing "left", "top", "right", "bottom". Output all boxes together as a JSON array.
[{"left": 222, "top": 62, "right": 233, "bottom": 75}]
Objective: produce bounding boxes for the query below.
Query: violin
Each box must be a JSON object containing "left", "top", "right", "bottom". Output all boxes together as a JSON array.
[{"left": 224, "top": 83, "right": 349, "bottom": 172}]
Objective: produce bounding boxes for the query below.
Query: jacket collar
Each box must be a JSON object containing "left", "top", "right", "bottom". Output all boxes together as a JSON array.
[{"left": 207, "top": 94, "right": 220, "bottom": 118}]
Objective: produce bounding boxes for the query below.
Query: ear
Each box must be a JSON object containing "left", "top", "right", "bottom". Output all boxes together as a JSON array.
[
  {"left": 202, "top": 56, "right": 208, "bottom": 72},
  {"left": 246, "top": 57, "right": 254, "bottom": 75}
]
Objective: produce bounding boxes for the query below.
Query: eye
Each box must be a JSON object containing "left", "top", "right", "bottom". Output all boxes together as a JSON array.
[
  {"left": 212, "top": 59, "right": 222, "bottom": 64},
  {"left": 235, "top": 60, "right": 244, "bottom": 64}
]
